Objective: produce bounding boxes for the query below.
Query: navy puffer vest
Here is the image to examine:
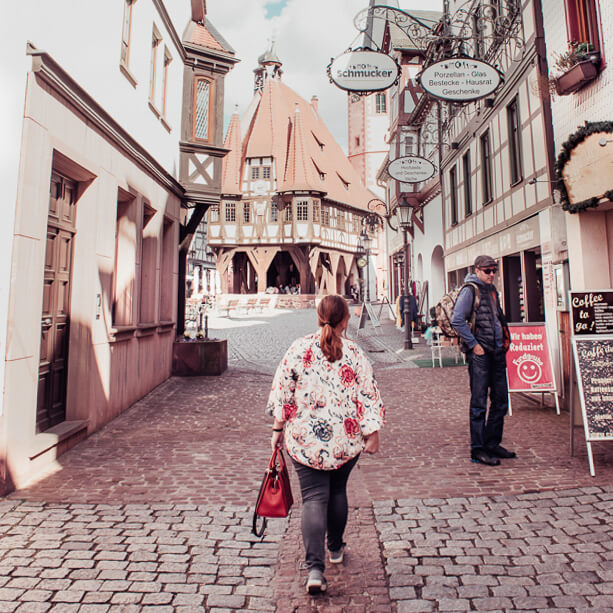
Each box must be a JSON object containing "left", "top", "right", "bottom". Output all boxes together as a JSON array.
[{"left": 473, "top": 284, "right": 508, "bottom": 352}]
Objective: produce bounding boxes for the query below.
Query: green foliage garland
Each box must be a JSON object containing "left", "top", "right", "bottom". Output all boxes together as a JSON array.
[{"left": 555, "top": 121, "right": 613, "bottom": 213}]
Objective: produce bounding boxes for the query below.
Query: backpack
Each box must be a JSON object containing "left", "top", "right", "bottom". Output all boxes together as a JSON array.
[{"left": 435, "top": 282, "right": 480, "bottom": 339}]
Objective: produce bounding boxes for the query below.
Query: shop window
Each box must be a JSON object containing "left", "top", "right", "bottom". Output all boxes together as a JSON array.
[
  {"left": 139, "top": 202, "right": 157, "bottom": 324},
  {"left": 193, "top": 77, "right": 212, "bottom": 141},
  {"left": 225, "top": 201, "right": 236, "bottom": 222},
  {"left": 449, "top": 166, "right": 458, "bottom": 226},
  {"left": 463, "top": 151, "right": 472, "bottom": 216},
  {"left": 296, "top": 200, "right": 308, "bottom": 221},
  {"left": 243, "top": 202, "right": 251, "bottom": 223},
  {"left": 480, "top": 130, "right": 493, "bottom": 204},
  {"left": 507, "top": 97, "right": 523, "bottom": 185},
  {"left": 565, "top": 0, "right": 602, "bottom": 53},
  {"left": 113, "top": 188, "right": 136, "bottom": 326},
  {"left": 375, "top": 93, "right": 387, "bottom": 113},
  {"left": 159, "top": 217, "right": 174, "bottom": 322}
]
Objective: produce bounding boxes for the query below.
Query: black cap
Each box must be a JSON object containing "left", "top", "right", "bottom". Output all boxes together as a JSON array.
[{"left": 474, "top": 255, "right": 497, "bottom": 269}]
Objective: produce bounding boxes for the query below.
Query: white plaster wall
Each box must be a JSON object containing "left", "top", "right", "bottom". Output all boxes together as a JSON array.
[{"left": 0, "top": 0, "right": 190, "bottom": 419}]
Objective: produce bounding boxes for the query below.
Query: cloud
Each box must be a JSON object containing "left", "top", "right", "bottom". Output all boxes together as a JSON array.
[{"left": 206, "top": 0, "right": 441, "bottom": 151}]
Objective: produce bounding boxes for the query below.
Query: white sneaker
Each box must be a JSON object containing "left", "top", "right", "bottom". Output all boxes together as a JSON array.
[
  {"left": 306, "top": 569, "right": 327, "bottom": 594},
  {"left": 329, "top": 544, "right": 345, "bottom": 564}
]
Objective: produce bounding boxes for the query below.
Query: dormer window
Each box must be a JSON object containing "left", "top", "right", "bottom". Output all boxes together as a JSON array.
[
  {"left": 337, "top": 173, "right": 350, "bottom": 190},
  {"left": 313, "top": 161, "right": 326, "bottom": 181},
  {"left": 312, "top": 132, "right": 325, "bottom": 151}
]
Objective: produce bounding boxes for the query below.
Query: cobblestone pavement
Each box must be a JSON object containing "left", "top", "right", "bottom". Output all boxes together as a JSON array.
[{"left": 4, "top": 308, "right": 613, "bottom": 612}]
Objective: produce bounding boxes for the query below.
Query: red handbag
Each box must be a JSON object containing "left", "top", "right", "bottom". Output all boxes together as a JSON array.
[{"left": 252, "top": 447, "right": 294, "bottom": 537}]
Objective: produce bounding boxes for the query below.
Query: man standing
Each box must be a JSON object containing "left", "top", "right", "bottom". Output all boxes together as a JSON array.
[{"left": 451, "top": 255, "right": 514, "bottom": 466}]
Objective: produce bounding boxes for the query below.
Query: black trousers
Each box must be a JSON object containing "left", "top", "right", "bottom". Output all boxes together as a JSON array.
[
  {"left": 467, "top": 349, "right": 509, "bottom": 451},
  {"left": 291, "top": 455, "right": 359, "bottom": 571}
]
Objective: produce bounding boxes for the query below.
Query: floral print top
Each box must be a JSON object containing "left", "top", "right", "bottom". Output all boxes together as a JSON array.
[{"left": 266, "top": 332, "right": 385, "bottom": 470}]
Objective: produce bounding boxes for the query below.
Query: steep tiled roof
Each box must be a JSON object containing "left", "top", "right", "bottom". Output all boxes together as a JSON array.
[
  {"left": 221, "top": 110, "right": 242, "bottom": 195},
  {"left": 184, "top": 19, "right": 235, "bottom": 55},
  {"left": 226, "top": 76, "right": 374, "bottom": 210}
]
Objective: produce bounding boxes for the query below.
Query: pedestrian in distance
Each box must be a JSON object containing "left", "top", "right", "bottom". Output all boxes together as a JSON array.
[
  {"left": 451, "top": 255, "right": 514, "bottom": 467},
  {"left": 266, "top": 294, "right": 385, "bottom": 595}
]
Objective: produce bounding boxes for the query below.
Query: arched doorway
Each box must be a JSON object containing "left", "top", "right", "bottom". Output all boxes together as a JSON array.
[
  {"left": 231, "top": 252, "right": 257, "bottom": 293},
  {"left": 430, "top": 245, "right": 445, "bottom": 316}
]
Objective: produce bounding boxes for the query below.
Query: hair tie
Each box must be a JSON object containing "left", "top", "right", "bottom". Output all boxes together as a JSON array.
[{"left": 322, "top": 321, "right": 331, "bottom": 326}]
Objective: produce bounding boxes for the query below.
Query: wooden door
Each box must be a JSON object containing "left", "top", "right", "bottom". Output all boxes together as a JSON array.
[{"left": 37, "top": 172, "right": 77, "bottom": 432}]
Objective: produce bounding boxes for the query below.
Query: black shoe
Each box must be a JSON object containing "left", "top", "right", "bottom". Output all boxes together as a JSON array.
[
  {"left": 487, "top": 445, "right": 517, "bottom": 459},
  {"left": 471, "top": 450, "right": 500, "bottom": 466}
]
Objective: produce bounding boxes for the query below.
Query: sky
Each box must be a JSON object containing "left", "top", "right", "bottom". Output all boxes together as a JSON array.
[{"left": 206, "top": 0, "right": 443, "bottom": 152}]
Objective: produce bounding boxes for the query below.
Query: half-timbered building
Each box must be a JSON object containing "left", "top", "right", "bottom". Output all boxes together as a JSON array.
[{"left": 207, "top": 48, "right": 376, "bottom": 297}]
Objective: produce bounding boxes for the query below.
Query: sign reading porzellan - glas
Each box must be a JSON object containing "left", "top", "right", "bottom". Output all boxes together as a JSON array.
[
  {"left": 419, "top": 58, "right": 502, "bottom": 102},
  {"left": 388, "top": 156, "right": 436, "bottom": 184},
  {"left": 328, "top": 49, "right": 400, "bottom": 93}
]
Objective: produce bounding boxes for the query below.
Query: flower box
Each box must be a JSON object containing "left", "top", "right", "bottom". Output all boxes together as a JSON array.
[
  {"left": 172, "top": 338, "right": 228, "bottom": 376},
  {"left": 555, "top": 59, "right": 599, "bottom": 96}
]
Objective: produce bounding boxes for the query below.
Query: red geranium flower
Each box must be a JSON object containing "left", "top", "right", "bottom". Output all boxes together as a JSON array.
[
  {"left": 283, "top": 403, "right": 297, "bottom": 420},
  {"left": 339, "top": 365, "right": 355, "bottom": 387},
  {"left": 344, "top": 418, "right": 360, "bottom": 438}
]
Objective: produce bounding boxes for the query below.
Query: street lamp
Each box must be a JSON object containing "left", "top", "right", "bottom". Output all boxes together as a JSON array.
[
  {"left": 396, "top": 198, "right": 413, "bottom": 350},
  {"left": 359, "top": 228, "right": 372, "bottom": 303}
]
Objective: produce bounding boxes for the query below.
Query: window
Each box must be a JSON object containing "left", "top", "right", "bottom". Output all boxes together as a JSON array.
[
  {"left": 480, "top": 130, "right": 493, "bottom": 204},
  {"left": 193, "top": 78, "right": 212, "bottom": 141},
  {"left": 507, "top": 97, "right": 523, "bottom": 185},
  {"left": 262, "top": 166, "right": 271, "bottom": 179},
  {"left": 313, "top": 200, "right": 320, "bottom": 223},
  {"left": 271, "top": 201, "right": 278, "bottom": 222},
  {"left": 149, "top": 28, "right": 162, "bottom": 104},
  {"left": 139, "top": 203, "right": 157, "bottom": 324},
  {"left": 337, "top": 210, "right": 346, "bottom": 230},
  {"left": 313, "top": 132, "right": 325, "bottom": 150},
  {"left": 375, "top": 93, "right": 387, "bottom": 113},
  {"left": 450, "top": 166, "right": 458, "bottom": 225},
  {"left": 159, "top": 217, "right": 174, "bottom": 321},
  {"left": 284, "top": 202, "right": 293, "bottom": 221},
  {"left": 225, "top": 202, "right": 236, "bottom": 222},
  {"left": 243, "top": 202, "right": 250, "bottom": 223},
  {"left": 296, "top": 200, "right": 308, "bottom": 221},
  {"left": 463, "top": 151, "right": 472, "bottom": 216},
  {"left": 322, "top": 205, "right": 330, "bottom": 226},
  {"left": 113, "top": 188, "right": 136, "bottom": 325},
  {"left": 161, "top": 48, "right": 172, "bottom": 117},
  {"left": 401, "top": 132, "right": 416, "bottom": 156},
  {"left": 251, "top": 167, "right": 259, "bottom": 180},
  {"left": 120, "top": 0, "right": 135, "bottom": 71},
  {"left": 565, "top": 0, "right": 602, "bottom": 53},
  {"left": 209, "top": 205, "right": 219, "bottom": 222}
]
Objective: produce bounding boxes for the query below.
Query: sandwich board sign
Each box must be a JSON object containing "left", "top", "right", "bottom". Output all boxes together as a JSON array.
[
  {"left": 569, "top": 290, "right": 613, "bottom": 476},
  {"left": 506, "top": 323, "right": 559, "bottom": 415}
]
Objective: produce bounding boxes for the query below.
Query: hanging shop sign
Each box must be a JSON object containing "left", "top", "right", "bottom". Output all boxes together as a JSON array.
[
  {"left": 418, "top": 57, "right": 502, "bottom": 102},
  {"left": 327, "top": 48, "right": 400, "bottom": 94},
  {"left": 388, "top": 156, "right": 436, "bottom": 184}
]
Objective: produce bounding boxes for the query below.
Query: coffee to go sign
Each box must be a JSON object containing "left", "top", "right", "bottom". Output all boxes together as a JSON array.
[
  {"left": 327, "top": 49, "right": 400, "bottom": 94},
  {"left": 419, "top": 58, "right": 502, "bottom": 102}
]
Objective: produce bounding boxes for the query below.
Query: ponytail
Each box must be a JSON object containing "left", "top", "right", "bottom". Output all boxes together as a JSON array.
[{"left": 318, "top": 295, "right": 349, "bottom": 362}]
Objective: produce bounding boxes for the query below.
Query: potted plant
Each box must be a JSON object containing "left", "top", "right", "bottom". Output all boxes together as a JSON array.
[{"left": 552, "top": 41, "right": 601, "bottom": 96}]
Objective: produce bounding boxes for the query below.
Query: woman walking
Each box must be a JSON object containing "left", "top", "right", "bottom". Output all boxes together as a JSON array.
[{"left": 266, "top": 295, "right": 385, "bottom": 594}]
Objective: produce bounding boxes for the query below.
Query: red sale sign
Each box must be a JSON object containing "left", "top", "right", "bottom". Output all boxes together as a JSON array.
[{"left": 506, "top": 323, "right": 556, "bottom": 392}]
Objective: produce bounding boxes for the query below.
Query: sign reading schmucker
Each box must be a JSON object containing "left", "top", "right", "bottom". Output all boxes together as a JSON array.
[
  {"left": 327, "top": 48, "right": 401, "bottom": 94},
  {"left": 419, "top": 57, "right": 502, "bottom": 102}
]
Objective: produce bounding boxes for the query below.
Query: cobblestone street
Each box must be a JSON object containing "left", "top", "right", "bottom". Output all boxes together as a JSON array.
[{"left": 3, "top": 309, "right": 613, "bottom": 612}]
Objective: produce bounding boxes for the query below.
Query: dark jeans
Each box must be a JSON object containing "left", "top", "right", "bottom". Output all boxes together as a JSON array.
[
  {"left": 467, "top": 349, "right": 509, "bottom": 452},
  {"left": 291, "top": 455, "right": 359, "bottom": 572}
]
